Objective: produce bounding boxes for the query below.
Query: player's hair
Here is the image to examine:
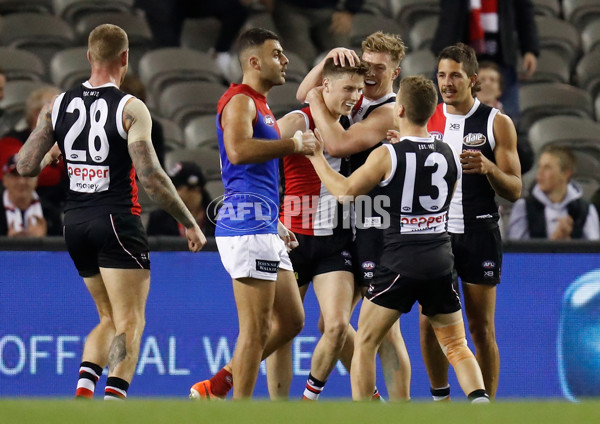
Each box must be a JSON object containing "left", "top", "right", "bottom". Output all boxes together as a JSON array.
[
  {"left": 361, "top": 31, "right": 406, "bottom": 66},
  {"left": 398, "top": 76, "right": 438, "bottom": 126},
  {"left": 438, "top": 43, "right": 481, "bottom": 95},
  {"left": 88, "top": 24, "right": 128, "bottom": 63},
  {"left": 26, "top": 86, "right": 60, "bottom": 129},
  {"left": 322, "top": 57, "right": 369, "bottom": 80},
  {"left": 542, "top": 145, "right": 576, "bottom": 174},
  {"left": 238, "top": 28, "right": 279, "bottom": 54}
]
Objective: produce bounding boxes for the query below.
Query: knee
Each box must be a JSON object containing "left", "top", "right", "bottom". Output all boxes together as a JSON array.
[
  {"left": 468, "top": 321, "right": 496, "bottom": 347},
  {"left": 114, "top": 312, "right": 146, "bottom": 336},
  {"left": 285, "top": 313, "right": 304, "bottom": 341},
  {"left": 323, "top": 320, "right": 349, "bottom": 347},
  {"left": 445, "top": 337, "right": 473, "bottom": 367}
]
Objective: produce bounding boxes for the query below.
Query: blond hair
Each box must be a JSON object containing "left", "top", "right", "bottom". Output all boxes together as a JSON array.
[
  {"left": 361, "top": 31, "right": 406, "bottom": 66},
  {"left": 398, "top": 76, "right": 438, "bottom": 126},
  {"left": 88, "top": 24, "right": 128, "bottom": 62}
]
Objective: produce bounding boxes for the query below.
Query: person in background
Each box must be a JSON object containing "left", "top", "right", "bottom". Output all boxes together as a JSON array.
[
  {"left": 508, "top": 146, "right": 600, "bottom": 240},
  {"left": 147, "top": 161, "right": 215, "bottom": 237},
  {"left": 0, "top": 154, "right": 47, "bottom": 237},
  {"left": 0, "top": 67, "right": 8, "bottom": 137}
]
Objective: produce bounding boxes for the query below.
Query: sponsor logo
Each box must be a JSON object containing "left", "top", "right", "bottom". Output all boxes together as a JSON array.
[
  {"left": 363, "top": 216, "right": 382, "bottom": 228},
  {"left": 430, "top": 131, "right": 443, "bottom": 141},
  {"left": 463, "top": 133, "right": 486, "bottom": 147},
  {"left": 484, "top": 270, "right": 495, "bottom": 278},
  {"left": 256, "top": 259, "right": 279, "bottom": 273},
  {"left": 341, "top": 250, "right": 351, "bottom": 258},
  {"left": 208, "top": 192, "right": 279, "bottom": 232},
  {"left": 264, "top": 115, "right": 275, "bottom": 126},
  {"left": 482, "top": 260, "right": 496, "bottom": 269},
  {"left": 449, "top": 123, "right": 461, "bottom": 131},
  {"left": 344, "top": 259, "right": 352, "bottom": 266},
  {"left": 476, "top": 214, "right": 494, "bottom": 219},
  {"left": 362, "top": 261, "right": 376, "bottom": 270},
  {"left": 67, "top": 163, "right": 110, "bottom": 193},
  {"left": 364, "top": 272, "right": 374, "bottom": 279}
]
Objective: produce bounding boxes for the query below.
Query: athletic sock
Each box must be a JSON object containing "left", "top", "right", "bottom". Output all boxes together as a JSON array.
[
  {"left": 431, "top": 384, "right": 451, "bottom": 401},
  {"left": 468, "top": 389, "right": 490, "bottom": 404},
  {"left": 209, "top": 367, "right": 234, "bottom": 397},
  {"left": 75, "top": 361, "right": 103, "bottom": 399},
  {"left": 372, "top": 386, "right": 385, "bottom": 401},
  {"left": 104, "top": 377, "right": 130, "bottom": 400},
  {"left": 303, "top": 373, "right": 326, "bottom": 400}
]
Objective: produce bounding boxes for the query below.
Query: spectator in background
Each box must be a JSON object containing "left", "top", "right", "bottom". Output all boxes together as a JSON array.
[
  {"left": 431, "top": 0, "right": 539, "bottom": 122},
  {"left": 120, "top": 75, "right": 166, "bottom": 166},
  {"left": 0, "top": 67, "right": 8, "bottom": 138},
  {"left": 147, "top": 161, "right": 215, "bottom": 237},
  {"left": 508, "top": 146, "right": 600, "bottom": 240},
  {"left": 0, "top": 86, "right": 64, "bottom": 235},
  {"left": 0, "top": 154, "right": 47, "bottom": 237},
  {"left": 273, "top": 0, "right": 364, "bottom": 67}
]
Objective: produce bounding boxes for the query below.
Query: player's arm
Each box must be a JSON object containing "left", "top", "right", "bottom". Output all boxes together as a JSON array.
[
  {"left": 125, "top": 98, "right": 206, "bottom": 251},
  {"left": 308, "top": 136, "right": 390, "bottom": 201},
  {"left": 460, "top": 112, "right": 522, "bottom": 202},
  {"left": 17, "top": 100, "right": 57, "bottom": 177},
  {"left": 277, "top": 112, "right": 307, "bottom": 140},
  {"left": 222, "top": 94, "right": 315, "bottom": 164},
  {"left": 307, "top": 88, "right": 394, "bottom": 157},
  {"left": 296, "top": 47, "right": 360, "bottom": 103}
]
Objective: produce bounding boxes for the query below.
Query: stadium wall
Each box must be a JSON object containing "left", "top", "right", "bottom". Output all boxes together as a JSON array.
[{"left": 1, "top": 237, "right": 599, "bottom": 400}]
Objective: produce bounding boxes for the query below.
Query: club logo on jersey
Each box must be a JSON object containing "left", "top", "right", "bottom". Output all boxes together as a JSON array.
[
  {"left": 362, "top": 261, "right": 376, "bottom": 270},
  {"left": 482, "top": 260, "right": 496, "bottom": 269},
  {"left": 67, "top": 164, "right": 110, "bottom": 193},
  {"left": 430, "top": 131, "right": 443, "bottom": 141},
  {"left": 463, "top": 133, "right": 486, "bottom": 147},
  {"left": 264, "top": 115, "right": 275, "bottom": 126}
]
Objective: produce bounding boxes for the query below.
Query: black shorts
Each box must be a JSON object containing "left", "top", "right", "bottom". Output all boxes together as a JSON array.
[
  {"left": 352, "top": 227, "right": 383, "bottom": 287},
  {"left": 451, "top": 228, "right": 502, "bottom": 285},
  {"left": 64, "top": 213, "right": 150, "bottom": 277},
  {"left": 366, "top": 266, "right": 461, "bottom": 316},
  {"left": 289, "top": 231, "right": 353, "bottom": 287}
]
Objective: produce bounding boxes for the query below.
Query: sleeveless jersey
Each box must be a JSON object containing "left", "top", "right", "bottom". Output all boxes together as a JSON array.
[
  {"left": 280, "top": 107, "right": 350, "bottom": 236},
  {"left": 427, "top": 98, "right": 500, "bottom": 233},
  {"left": 379, "top": 137, "right": 461, "bottom": 278},
  {"left": 52, "top": 81, "right": 139, "bottom": 224},
  {"left": 216, "top": 84, "right": 280, "bottom": 236}
]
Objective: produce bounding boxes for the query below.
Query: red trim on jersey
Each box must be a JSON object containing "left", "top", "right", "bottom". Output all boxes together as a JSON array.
[
  {"left": 427, "top": 103, "right": 447, "bottom": 140},
  {"left": 217, "top": 84, "right": 280, "bottom": 136},
  {"left": 129, "top": 166, "right": 141, "bottom": 216}
]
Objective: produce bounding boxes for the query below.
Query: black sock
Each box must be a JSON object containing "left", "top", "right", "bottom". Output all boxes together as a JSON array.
[{"left": 104, "top": 376, "right": 130, "bottom": 400}]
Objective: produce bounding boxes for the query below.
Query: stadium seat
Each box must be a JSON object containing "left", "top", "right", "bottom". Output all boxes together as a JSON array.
[
  {"left": 53, "top": 0, "right": 134, "bottom": 25},
  {"left": 0, "top": 13, "right": 75, "bottom": 67},
  {"left": 138, "top": 48, "right": 222, "bottom": 109},
  {"left": 575, "top": 51, "right": 600, "bottom": 101},
  {"left": 535, "top": 16, "right": 582, "bottom": 67},
  {"left": 362, "top": 0, "right": 394, "bottom": 15},
  {"left": 527, "top": 116, "right": 600, "bottom": 159},
  {"left": 350, "top": 13, "right": 403, "bottom": 48},
  {"left": 408, "top": 16, "right": 438, "bottom": 51},
  {"left": 0, "top": 80, "right": 54, "bottom": 130},
  {"left": 521, "top": 50, "right": 571, "bottom": 85},
  {"left": 184, "top": 115, "right": 218, "bottom": 150},
  {"left": 158, "top": 81, "right": 226, "bottom": 127},
  {"left": 399, "top": 49, "right": 436, "bottom": 78},
  {"left": 595, "top": 93, "right": 600, "bottom": 121},
  {"left": 205, "top": 180, "right": 225, "bottom": 201},
  {"left": 153, "top": 115, "right": 185, "bottom": 151},
  {"left": 395, "top": 0, "right": 440, "bottom": 32},
  {"left": 267, "top": 82, "right": 302, "bottom": 119},
  {"left": 49, "top": 47, "right": 91, "bottom": 90},
  {"left": 518, "top": 83, "right": 593, "bottom": 132},
  {"left": 0, "top": 0, "right": 52, "bottom": 14},
  {"left": 281, "top": 51, "right": 309, "bottom": 83},
  {"left": 180, "top": 18, "right": 221, "bottom": 53},
  {"left": 165, "top": 148, "right": 222, "bottom": 181},
  {"left": 531, "top": 0, "right": 561, "bottom": 16},
  {"left": 0, "top": 48, "right": 45, "bottom": 82},
  {"left": 563, "top": 0, "right": 600, "bottom": 29},
  {"left": 581, "top": 19, "right": 600, "bottom": 53},
  {"left": 242, "top": 11, "right": 278, "bottom": 33}
]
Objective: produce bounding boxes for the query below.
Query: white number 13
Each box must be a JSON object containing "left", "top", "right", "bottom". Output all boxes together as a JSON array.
[{"left": 63, "top": 97, "right": 109, "bottom": 163}]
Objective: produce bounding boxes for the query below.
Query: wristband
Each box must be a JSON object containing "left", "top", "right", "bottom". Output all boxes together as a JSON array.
[{"left": 292, "top": 130, "right": 303, "bottom": 153}]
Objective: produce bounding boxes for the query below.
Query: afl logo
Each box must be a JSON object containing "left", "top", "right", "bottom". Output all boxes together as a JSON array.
[
  {"left": 430, "top": 131, "right": 443, "bottom": 141},
  {"left": 362, "top": 261, "right": 376, "bottom": 270},
  {"left": 463, "top": 133, "right": 486, "bottom": 146},
  {"left": 264, "top": 115, "right": 275, "bottom": 126},
  {"left": 482, "top": 260, "right": 495, "bottom": 269}
]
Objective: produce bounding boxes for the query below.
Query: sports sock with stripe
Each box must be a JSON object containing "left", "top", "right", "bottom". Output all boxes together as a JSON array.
[
  {"left": 303, "top": 373, "right": 326, "bottom": 400},
  {"left": 75, "top": 361, "right": 103, "bottom": 399},
  {"left": 104, "top": 376, "right": 130, "bottom": 400}
]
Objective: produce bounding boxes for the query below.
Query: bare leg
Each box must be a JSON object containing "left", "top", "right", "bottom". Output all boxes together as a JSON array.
[
  {"left": 462, "top": 283, "right": 499, "bottom": 398},
  {"left": 377, "top": 320, "right": 411, "bottom": 400},
  {"left": 81, "top": 274, "right": 115, "bottom": 367},
  {"left": 420, "top": 309, "right": 450, "bottom": 391}
]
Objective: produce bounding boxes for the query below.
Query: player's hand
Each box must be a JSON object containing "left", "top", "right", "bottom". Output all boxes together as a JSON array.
[
  {"left": 325, "top": 47, "right": 360, "bottom": 67},
  {"left": 7, "top": 222, "right": 26, "bottom": 237},
  {"left": 278, "top": 220, "right": 299, "bottom": 251},
  {"left": 186, "top": 224, "right": 207, "bottom": 252},
  {"left": 294, "top": 129, "right": 319, "bottom": 156},
  {"left": 551, "top": 215, "right": 574, "bottom": 240},
  {"left": 521, "top": 52, "right": 537, "bottom": 78},
  {"left": 330, "top": 11, "right": 353, "bottom": 35},
  {"left": 387, "top": 129, "right": 401, "bottom": 144},
  {"left": 306, "top": 86, "right": 325, "bottom": 106},
  {"left": 460, "top": 150, "right": 494, "bottom": 174},
  {"left": 26, "top": 215, "right": 47, "bottom": 237}
]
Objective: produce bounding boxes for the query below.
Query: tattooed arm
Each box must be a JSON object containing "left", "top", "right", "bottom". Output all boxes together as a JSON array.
[
  {"left": 124, "top": 98, "right": 206, "bottom": 251},
  {"left": 17, "top": 100, "right": 57, "bottom": 177}
]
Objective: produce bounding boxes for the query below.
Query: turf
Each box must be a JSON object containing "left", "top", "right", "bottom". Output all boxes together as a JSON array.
[{"left": 2, "top": 399, "right": 600, "bottom": 424}]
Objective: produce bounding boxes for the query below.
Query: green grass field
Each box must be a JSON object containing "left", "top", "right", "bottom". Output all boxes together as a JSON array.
[{"left": 2, "top": 399, "right": 600, "bottom": 424}]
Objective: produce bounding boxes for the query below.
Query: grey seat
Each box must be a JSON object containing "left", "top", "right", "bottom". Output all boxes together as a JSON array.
[
  {"left": 184, "top": 115, "right": 218, "bottom": 150},
  {"left": 165, "top": 148, "right": 222, "bottom": 181},
  {"left": 395, "top": 0, "right": 440, "bottom": 32},
  {"left": 138, "top": 48, "right": 222, "bottom": 108},
  {"left": 408, "top": 16, "right": 438, "bottom": 51},
  {"left": 0, "top": 13, "right": 75, "bottom": 66},
  {"left": 531, "top": 0, "right": 561, "bottom": 16},
  {"left": 535, "top": 16, "right": 581, "bottom": 67},
  {"left": 205, "top": 180, "right": 225, "bottom": 201},
  {"left": 53, "top": 0, "right": 133, "bottom": 25},
  {"left": 519, "top": 83, "right": 593, "bottom": 133},
  {"left": 521, "top": 50, "right": 571, "bottom": 85},
  {"left": 0, "top": 0, "right": 52, "bottom": 14},
  {"left": 563, "top": 0, "right": 600, "bottom": 29},
  {"left": 528, "top": 116, "right": 600, "bottom": 158},
  {"left": 267, "top": 82, "right": 302, "bottom": 119},
  {"left": 153, "top": 115, "right": 185, "bottom": 151},
  {"left": 0, "top": 48, "right": 45, "bottom": 82},
  {"left": 282, "top": 51, "right": 309, "bottom": 84},
  {"left": 400, "top": 49, "right": 436, "bottom": 78},
  {"left": 581, "top": 19, "right": 600, "bottom": 53},
  {"left": 350, "top": 13, "right": 403, "bottom": 48},
  {"left": 49, "top": 47, "right": 91, "bottom": 90},
  {"left": 0, "top": 80, "right": 54, "bottom": 130},
  {"left": 575, "top": 51, "right": 600, "bottom": 101},
  {"left": 158, "top": 81, "right": 226, "bottom": 127},
  {"left": 181, "top": 18, "right": 221, "bottom": 53}
]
